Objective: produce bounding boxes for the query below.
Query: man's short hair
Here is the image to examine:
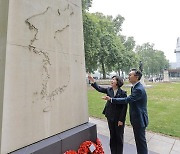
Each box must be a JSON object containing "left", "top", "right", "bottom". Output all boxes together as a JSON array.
[{"left": 131, "top": 68, "right": 142, "bottom": 80}]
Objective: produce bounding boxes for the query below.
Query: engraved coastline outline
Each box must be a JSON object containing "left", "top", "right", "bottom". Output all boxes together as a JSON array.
[{"left": 25, "top": 4, "right": 74, "bottom": 109}]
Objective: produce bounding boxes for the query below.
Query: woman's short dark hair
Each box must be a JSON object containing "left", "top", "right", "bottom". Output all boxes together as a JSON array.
[{"left": 112, "top": 75, "right": 124, "bottom": 88}]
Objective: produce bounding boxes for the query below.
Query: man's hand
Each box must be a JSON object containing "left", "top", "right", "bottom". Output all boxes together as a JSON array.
[{"left": 102, "top": 96, "right": 111, "bottom": 101}]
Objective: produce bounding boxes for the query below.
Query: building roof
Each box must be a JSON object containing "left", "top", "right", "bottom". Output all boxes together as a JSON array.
[{"left": 168, "top": 68, "right": 180, "bottom": 73}]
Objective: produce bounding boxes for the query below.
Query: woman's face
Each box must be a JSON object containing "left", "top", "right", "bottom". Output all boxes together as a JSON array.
[{"left": 111, "top": 77, "right": 118, "bottom": 88}]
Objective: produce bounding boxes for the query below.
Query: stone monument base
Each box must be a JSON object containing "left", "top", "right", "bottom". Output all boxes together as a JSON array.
[
  {"left": 11, "top": 123, "right": 97, "bottom": 154},
  {"left": 163, "top": 70, "right": 170, "bottom": 82}
]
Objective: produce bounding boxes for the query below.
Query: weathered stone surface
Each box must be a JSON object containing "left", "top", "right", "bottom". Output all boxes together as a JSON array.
[{"left": 0, "top": 0, "right": 88, "bottom": 153}]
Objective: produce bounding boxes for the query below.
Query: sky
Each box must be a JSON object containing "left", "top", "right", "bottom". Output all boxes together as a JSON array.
[{"left": 89, "top": 0, "right": 180, "bottom": 62}]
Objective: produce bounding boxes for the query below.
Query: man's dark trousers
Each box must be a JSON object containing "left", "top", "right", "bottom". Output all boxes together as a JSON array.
[{"left": 133, "top": 126, "right": 148, "bottom": 154}]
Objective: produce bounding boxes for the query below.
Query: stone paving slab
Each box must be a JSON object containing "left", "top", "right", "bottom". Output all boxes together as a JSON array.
[
  {"left": 98, "top": 134, "right": 157, "bottom": 154},
  {"left": 148, "top": 138, "right": 173, "bottom": 154},
  {"left": 89, "top": 117, "right": 180, "bottom": 154},
  {"left": 170, "top": 150, "right": 180, "bottom": 154},
  {"left": 152, "top": 134, "right": 175, "bottom": 144},
  {"left": 171, "top": 140, "right": 180, "bottom": 153}
]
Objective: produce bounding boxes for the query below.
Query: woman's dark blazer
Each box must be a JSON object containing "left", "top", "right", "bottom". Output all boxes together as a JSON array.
[{"left": 91, "top": 82, "right": 127, "bottom": 122}]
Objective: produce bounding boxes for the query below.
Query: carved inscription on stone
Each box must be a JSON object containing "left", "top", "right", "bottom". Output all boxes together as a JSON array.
[{"left": 25, "top": 4, "right": 74, "bottom": 108}]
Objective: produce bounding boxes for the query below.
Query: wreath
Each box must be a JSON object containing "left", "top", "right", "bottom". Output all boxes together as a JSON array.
[
  {"left": 64, "top": 150, "right": 77, "bottom": 154},
  {"left": 64, "top": 138, "right": 104, "bottom": 154}
]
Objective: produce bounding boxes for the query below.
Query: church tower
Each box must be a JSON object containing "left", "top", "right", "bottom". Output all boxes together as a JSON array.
[{"left": 175, "top": 37, "right": 180, "bottom": 68}]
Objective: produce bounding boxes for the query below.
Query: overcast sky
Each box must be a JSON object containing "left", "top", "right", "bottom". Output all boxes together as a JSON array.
[{"left": 89, "top": 0, "right": 180, "bottom": 62}]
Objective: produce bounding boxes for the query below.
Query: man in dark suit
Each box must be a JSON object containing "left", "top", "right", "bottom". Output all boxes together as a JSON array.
[
  {"left": 103, "top": 69, "right": 148, "bottom": 154},
  {"left": 88, "top": 74, "right": 127, "bottom": 154}
]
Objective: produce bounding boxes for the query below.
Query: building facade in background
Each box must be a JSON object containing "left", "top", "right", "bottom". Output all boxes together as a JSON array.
[{"left": 169, "top": 37, "right": 180, "bottom": 79}]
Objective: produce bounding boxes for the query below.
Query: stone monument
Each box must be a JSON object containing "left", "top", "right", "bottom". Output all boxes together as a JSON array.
[
  {"left": 0, "top": 0, "right": 96, "bottom": 153},
  {"left": 163, "top": 69, "right": 170, "bottom": 82},
  {"left": 174, "top": 37, "right": 180, "bottom": 68},
  {"left": 139, "top": 61, "right": 146, "bottom": 86}
]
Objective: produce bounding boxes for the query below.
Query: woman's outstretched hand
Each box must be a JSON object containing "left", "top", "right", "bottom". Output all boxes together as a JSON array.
[{"left": 88, "top": 73, "right": 95, "bottom": 83}]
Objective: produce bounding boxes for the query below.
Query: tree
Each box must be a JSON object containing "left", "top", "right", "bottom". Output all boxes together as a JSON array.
[
  {"left": 123, "top": 36, "right": 136, "bottom": 52},
  {"left": 153, "top": 50, "right": 169, "bottom": 74},
  {"left": 113, "top": 15, "right": 125, "bottom": 34},
  {"left": 114, "top": 36, "right": 138, "bottom": 76},
  {"left": 82, "top": 3, "right": 138, "bottom": 77},
  {"left": 94, "top": 13, "right": 125, "bottom": 78},
  {"left": 136, "top": 43, "right": 169, "bottom": 77},
  {"left": 98, "top": 33, "right": 118, "bottom": 78},
  {"left": 83, "top": 13, "right": 100, "bottom": 72},
  {"left": 82, "top": 0, "right": 92, "bottom": 12}
]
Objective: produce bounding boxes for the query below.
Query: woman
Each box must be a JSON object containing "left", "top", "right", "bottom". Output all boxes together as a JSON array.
[{"left": 88, "top": 74, "right": 127, "bottom": 154}]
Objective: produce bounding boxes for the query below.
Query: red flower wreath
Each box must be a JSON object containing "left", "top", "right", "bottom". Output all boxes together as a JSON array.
[
  {"left": 78, "top": 139, "right": 104, "bottom": 154},
  {"left": 64, "top": 150, "right": 77, "bottom": 154},
  {"left": 64, "top": 138, "right": 104, "bottom": 154},
  {"left": 94, "top": 138, "right": 104, "bottom": 154},
  {"left": 77, "top": 140, "right": 96, "bottom": 154}
]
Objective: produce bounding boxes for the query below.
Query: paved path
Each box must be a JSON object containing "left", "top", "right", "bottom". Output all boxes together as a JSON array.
[{"left": 89, "top": 117, "right": 180, "bottom": 154}]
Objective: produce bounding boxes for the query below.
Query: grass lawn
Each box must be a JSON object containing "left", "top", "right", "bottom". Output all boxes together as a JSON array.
[{"left": 87, "top": 82, "right": 180, "bottom": 138}]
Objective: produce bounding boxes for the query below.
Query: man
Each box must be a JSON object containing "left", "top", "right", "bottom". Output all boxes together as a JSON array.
[{"left": 103, "top": 69, "right": 148, "bottom": 154}]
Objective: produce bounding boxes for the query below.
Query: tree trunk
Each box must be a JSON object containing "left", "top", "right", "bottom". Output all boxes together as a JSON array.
[
  {"left": 118, "top": 69, "right": 120, "bottom": 76},
  {"left": 118, "top": 69, "right": 121, "bottom": 76},
  {"left": 101, "top": 62, "right": 106, "bottom": 79},
  {"left": 122, "top": 71, "right": 124, "bottom": 78}
]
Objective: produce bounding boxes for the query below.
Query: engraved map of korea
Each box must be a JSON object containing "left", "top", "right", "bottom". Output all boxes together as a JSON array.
[{"left": 25, "top": 1, "right": 75, "bottom": 110}]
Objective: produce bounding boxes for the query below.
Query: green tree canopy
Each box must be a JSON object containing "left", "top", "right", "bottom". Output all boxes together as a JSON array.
[
  {"left": 83, "top": 13, "right": 100, "bottom": 72},
  {"left": 82, "top": 1, "right": 169, "bottom": 78},
  {"left": 136, "top": 43, "right": 169, "bottom": 76},
  {"left": 82, "top": 0, "right": 92, "bottom": 12}
]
